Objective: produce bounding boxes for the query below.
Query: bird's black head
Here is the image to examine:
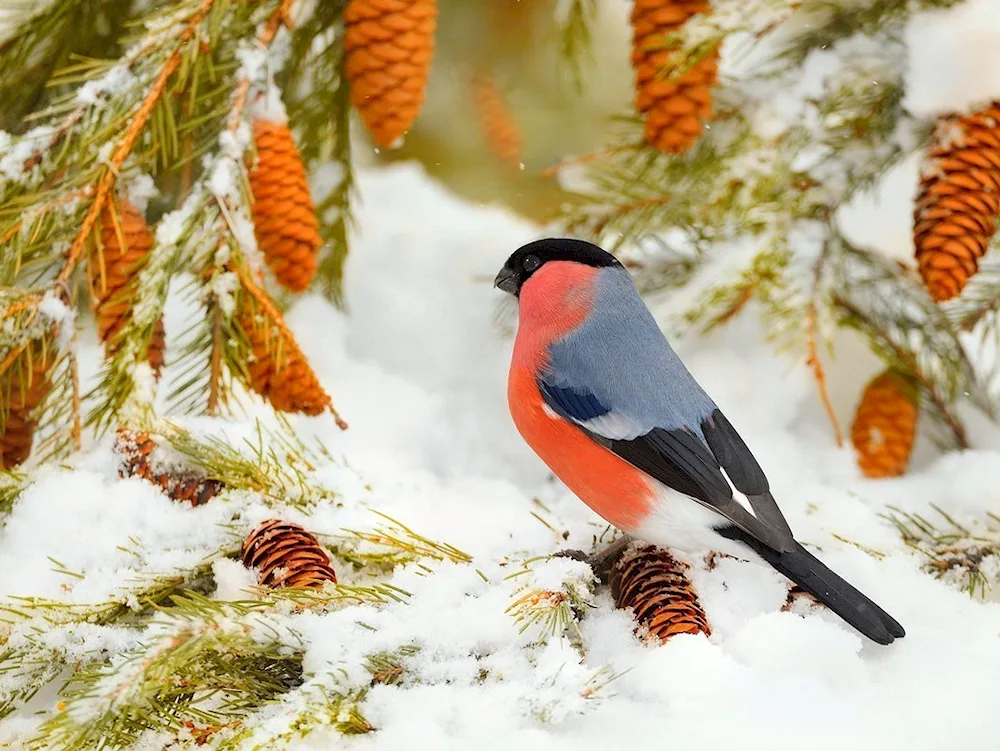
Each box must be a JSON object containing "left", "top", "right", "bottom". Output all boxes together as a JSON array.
[{"left": 494, "top": 238, "right": 622, "bottom": 296}]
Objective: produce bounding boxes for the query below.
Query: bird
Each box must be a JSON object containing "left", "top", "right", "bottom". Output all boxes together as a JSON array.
[{"left": 495, "top": 237, "right": 905, "bottom": 645}]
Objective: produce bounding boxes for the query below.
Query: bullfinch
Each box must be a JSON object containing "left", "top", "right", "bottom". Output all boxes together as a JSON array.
[{"left": 495, "top": 237, "right": 905, "bottom": 645}]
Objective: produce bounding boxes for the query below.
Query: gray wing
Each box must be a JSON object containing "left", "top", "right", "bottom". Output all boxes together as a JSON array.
[{"left": 540, "top": 268, "right": 795, "bottom": 552}]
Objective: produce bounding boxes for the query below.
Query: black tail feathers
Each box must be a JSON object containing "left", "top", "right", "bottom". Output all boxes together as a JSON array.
[{"left": 717, "top": 525, "right": 905, "bottom": 645}]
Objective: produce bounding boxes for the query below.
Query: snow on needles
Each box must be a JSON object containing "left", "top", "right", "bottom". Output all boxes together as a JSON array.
[{"left": 3, "top": 163, "right": 1000, "bottom": 749}]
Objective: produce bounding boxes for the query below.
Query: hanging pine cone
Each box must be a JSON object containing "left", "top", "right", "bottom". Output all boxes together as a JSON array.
[
  {"left": 242, "top": 519, "right": 338, "bottom": 589},
  {"left": 914, "top": 101, "right": 1000, "bottom": 302},
  {"left": 471, "top": 71, "right": 523, "bottom": 169},
  {"left": 610, "top": 545, "right": 711, "bottom": 642},
  {"left": 90, "top": 199, "right": 166, "bottom": 374},
  {"left": 114, "top": 428, "right": 223, "bottom": 506},
  {"left": 236, "top": 289, "right": 339, "bottom": 420},
  {"left": 850, "top": 369, "right": 919, "bottom": 479},
  {"left": 1, "top": 350, "right": 53, "bottom": 469},
  {"left": 344, "top": 0, "right": 437, "bottom": 148},
  {"left": 631, "top": 0, "right": 718, "bottom": 155},
  {"left": 249, "top": 120, "right": 322, "bottom": 292}
]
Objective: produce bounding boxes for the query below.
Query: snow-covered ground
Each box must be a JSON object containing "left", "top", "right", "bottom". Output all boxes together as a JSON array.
[{"left": 2, "top": 161, "right": 1000, "bottom": 749}]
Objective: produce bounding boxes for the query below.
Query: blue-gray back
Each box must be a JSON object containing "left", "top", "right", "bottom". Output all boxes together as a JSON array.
[{"left": 542, "top": 267, "right": 717, "bottom": 438}]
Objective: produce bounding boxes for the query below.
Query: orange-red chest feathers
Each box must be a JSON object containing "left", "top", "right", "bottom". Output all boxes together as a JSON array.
[{"left": 506, "top": 263, "right": 655, "bottom": 531}]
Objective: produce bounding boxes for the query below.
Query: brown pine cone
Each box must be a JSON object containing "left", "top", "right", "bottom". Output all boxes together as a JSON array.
[
  {"left": 850, "top": 369, "right": 919, "bottom": 479},
  {"left": 90, "top": 199, "right": 166, "bottom": 374},
  {"left": 914, "top": 101, "right": 1000, "bottom": 301},
  {"left": 344, "top": 0, "right": 437, "bottom": 148},
  {"left": 242, "top": 519, "right": 338, "bottom": 589},
  {"left": 114, "top": 428, "right": 223, "bottom": 506},
  {"left": 1, "top": 350, "right": 53, "bottom": 469},
  {"left": 249, "top": 120, "right": 322, "bottom": 292},
  {"left": 631, "top": 0, "right": 718, "bottom": 155},
  {"left": 610, "top": 545, "right": 711, "bottom": 641},
  {"left": 471, "top": 71, "right": 523, "bottom": 169}
]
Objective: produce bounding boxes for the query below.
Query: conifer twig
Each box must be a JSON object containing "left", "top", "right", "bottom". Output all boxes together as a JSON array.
[
  {"left": 806, "top": 241, "right": 843, "bottom": 446},
  {"left": 834, "top": 295, "right": 968, "bottom": 449},
  {"left": 53, "top": 0, "right": 217, "bottom": 294}
]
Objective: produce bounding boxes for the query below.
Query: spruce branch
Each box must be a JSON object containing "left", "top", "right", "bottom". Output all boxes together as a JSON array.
[
  {"left": 505, "top": 556, "right": 596, "bottom": 653},
  {"left": 0, "top": 550, "right": 237, "bottom": 720},
  {"left": 885, "top": 505, "right": 1000, "bottom": 598},
  {"left": 831, "top": 236, "right": 987, "bottom": 449},
  {"left": 27, "top": 594, "right": 305, "bottom": 751},
  {"left": 343, "top": 512, "right": 473, "bottom": 567},
  {"left": 777, "top": 0, "right": 968, "bottom": 68},
  {"left": 159, "top": 419, "right": 340, "bottom": 510},
  {"left": 0, "top": 468, "right": 27, "bottom": 516},
  {"left": 805, "top": 236, "right": 843, "bottom": 446},
  {"left": 553, "top": 0, "right": 598, "bottom": 91},
  {"left": 280, "top": 0, "right": 354, "bottom": 305},
  {"left": 52, "top": 0, "right": 219, "bottom": 294},
  {"left": 0, "top": 0, "right": 134, "bottom": 133}
]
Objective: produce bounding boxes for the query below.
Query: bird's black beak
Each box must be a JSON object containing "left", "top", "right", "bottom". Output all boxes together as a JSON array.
[{"left": 494, "top": 266, "right": 518, "bottom": 295}]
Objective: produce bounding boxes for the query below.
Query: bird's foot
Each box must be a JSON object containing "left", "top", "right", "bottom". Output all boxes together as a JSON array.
[{"left": 554, "top": 536, "right": 634, "bottom": 585}]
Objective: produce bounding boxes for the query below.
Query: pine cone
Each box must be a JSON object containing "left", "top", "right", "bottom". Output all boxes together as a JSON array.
[
  {"left": 914, "top": 101, "right": 1000, "bottom": 302},
  {"left": 114, "top": 428, "right": 223, "bottom": 506},
  {"left": 242, "top": 519, "right": 338, "bottom": 589},
  {"left": 631, "top": 0, "right": 718, "bottom": 155},
  {"left": 90, "top": 199, "right": 166, "bottom": 374},
  {"left": 471, "top": 72, "right": 522, "bottom": 169},
  {"left": 344, "top": 0, "right": 437, "bottom": 148},
  {"left": 850, "top": 369, "right": 919, "bottom": 479},
  {"left": 237, "top": 288, "right": 334, "bottom": 418},
  {"left": 1, "top": 351, "right": 53, "bottom": 469},
  {"left": 610, "top": 545, "right": 711, "bottom": 641},
  {"left": 249, "top": 120, "right": 321, "bottom": 292}
]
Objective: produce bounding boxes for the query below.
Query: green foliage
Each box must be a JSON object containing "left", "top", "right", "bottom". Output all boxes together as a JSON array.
[
  {"left": 28, "top": 594, "right": 305, "bottom": 750},
  {"left": 554, "top": 0, "right": 599, "bottom": 91},
  {"left": 830, "top": 234, "right": 990, "bottom": 449},
  {"left": 160, "top": 418, "right": 341, "bottom": 509},
  {"left": 280, "top": 0, "right": 353, "bottom": 306},
  {"left": 505, "top": 555, "right": 596, "bottom": 653},
  {"left": 0, "top": 468, "right": 26, "bottom": 515},
  {"left": 885, "top": 505, "right": 1000, "bottom": 598},
  {"left": 0, "top": 0, "right": 134, "bottom": 133},
  {"left": 343, "top": 512, "right": 473, "bottom": 569},
  {"left": 559, "top": 0, "right": 997, "bottom": 448}
]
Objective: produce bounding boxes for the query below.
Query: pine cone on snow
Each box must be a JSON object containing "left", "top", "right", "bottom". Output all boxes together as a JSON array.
[
  {"left": 89, "top": 199, "right": 166, "bottom": 374},
  {"left": 114, "top": 428, "right": 223, "bottom": 506},
  {"left": 610, "top": 545, "right": 711, "bottom": 641},
  {"left": 242, "top": 519, "right": 338, "bottom": 589},
  {"left": 914, "top": 100, "right": 1000, "bottom": 302},
  {"left": 249, "top": 120, "right": 322, "bottom": 292},
  {"left": 0, "top": 350, "right": 54, "bottom": 469},
  {"left": 630, "top": 0, "right": 718, "bottom": 155},
  {"left": 850, "top": 369, "right": 919, "bottom": 479},
  {"left": 344, "top": 0, "right": 437, "bottom": 148}
]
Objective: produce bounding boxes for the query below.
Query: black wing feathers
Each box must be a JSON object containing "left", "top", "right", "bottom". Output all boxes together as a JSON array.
[
  {"left": 537, "top": 379, "right": 794, "bottom": 552},
  {"left": 588, "top": 425, "right": 794, "bottom": 553},
  {"left": 701, "top": 410, "right": 768, "bottom": 494},
  {"left": 701, "top": 409, "right": 793, "bottom": 537}
]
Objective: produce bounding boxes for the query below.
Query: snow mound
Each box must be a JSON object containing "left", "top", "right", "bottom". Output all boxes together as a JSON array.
[{"left": 1, "top": 164, "right": 999, "bottom": 750}]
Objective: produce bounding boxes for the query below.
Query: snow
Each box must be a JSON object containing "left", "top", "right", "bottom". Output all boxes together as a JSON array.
[
  {"left": 904, "top": 0, "right": 1000, "bottom": 117},
  {"left": 2, "top": 161, "right": 1000, "bottom": 749},
  {"left": 5, "top": 0, "right": 1000, "bottom": 744}
]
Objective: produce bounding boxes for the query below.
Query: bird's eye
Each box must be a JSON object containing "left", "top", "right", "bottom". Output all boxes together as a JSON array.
[{"left": 523, "top": 254, "right": 541, "bottom": 272}]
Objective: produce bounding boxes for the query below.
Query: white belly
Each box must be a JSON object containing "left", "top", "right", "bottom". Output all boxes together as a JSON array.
[{"left": 629, "top": 481, "right": 762, "bottom": 561}]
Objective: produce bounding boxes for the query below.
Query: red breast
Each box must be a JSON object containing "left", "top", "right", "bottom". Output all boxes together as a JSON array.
[{"left": 507, "top": 262, "right": 656, "bottom": 531}]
